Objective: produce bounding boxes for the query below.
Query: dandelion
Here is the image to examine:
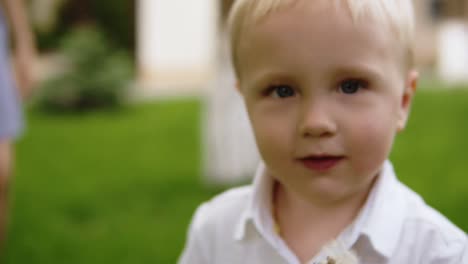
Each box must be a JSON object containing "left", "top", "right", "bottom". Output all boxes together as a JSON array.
[{"left": 316, "top": 240, "right": 359, "bottom": 264}]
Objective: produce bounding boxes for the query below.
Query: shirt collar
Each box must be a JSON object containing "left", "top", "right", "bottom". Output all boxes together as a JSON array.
[
  {"left": 233, "top": 160, "right": 408, "bottom": 260},
  {"left": 234, "top": 162, "right": 273, "bottom": 241},
  {"left": 357, "top": 160, "right": 408, "bottom": 258}
]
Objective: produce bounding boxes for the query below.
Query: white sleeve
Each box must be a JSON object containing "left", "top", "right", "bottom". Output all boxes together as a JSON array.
[
  {"left": 425, "top": 234, "right": 468, "bottom": 264},
  {"left": 177, "top": 203, "right": 211, "bottom": 264},
  {"left": 460, "top": 239, "right": 467, "bottom": 264},
  {"left": 438, "top": 236, "right": 468, "bottom": 264}
]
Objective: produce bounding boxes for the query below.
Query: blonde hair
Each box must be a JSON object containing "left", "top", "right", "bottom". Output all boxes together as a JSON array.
[{"left": 228, "top": 0, "right": 415, "bottom": 78}]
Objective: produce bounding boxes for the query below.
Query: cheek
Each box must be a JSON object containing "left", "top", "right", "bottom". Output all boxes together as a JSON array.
[
  {"left": 248, "top": 107, "right": 296, "bottom": 161},
  {"left": 345, "top": 103, "right": 399, "bottom": 173}
]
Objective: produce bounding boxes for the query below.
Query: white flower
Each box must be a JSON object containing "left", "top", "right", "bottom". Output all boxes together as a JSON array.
[{"left": 316, "top": 240, "right": 359, "bottom": 264}]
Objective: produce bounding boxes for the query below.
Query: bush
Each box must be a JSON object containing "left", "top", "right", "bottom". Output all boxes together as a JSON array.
[
  {"left": 36, "top": 27, "right": 134, "bottom": 112},
  {"left": 35, "top": 0, "right": 135, "bottom": 53}
]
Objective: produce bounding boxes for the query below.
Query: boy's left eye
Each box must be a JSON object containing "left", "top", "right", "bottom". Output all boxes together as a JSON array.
[
  {"left": 270, "top": 85, "right": 295, "bottom": 98},
  {"left": 339, "top": 79, "right": 367, "bottom": 94}
]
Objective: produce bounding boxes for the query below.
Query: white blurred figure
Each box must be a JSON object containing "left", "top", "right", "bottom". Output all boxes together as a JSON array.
[
  {"left": 135, "top": 0, "right": 259, "bottom": 185},
  {"left": 437, "top": 20, "right": 468, "bottom": 84},
  {"left": 202, "top": 31, "right": 260, "bottom": 186}
]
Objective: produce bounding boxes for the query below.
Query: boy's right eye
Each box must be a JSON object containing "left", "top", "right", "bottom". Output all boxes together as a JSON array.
[{"left": 268, "top": 85, "right": 296, "bottom": 98}]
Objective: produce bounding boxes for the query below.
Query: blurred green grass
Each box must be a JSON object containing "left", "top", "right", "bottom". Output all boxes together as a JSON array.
[
  {"left": 6, "top": 100, "right": 222, "bottom": 263},
  {"left": 391, "top": 88, "right": 468, "bottom": 232},
  {"left": 4, "top": 88, "right": 468, "bottom": 263}
]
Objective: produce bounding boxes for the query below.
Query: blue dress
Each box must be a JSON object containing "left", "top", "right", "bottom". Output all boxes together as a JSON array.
[{"left": 0, "top": 7, "right": 23, "bottom": 139}]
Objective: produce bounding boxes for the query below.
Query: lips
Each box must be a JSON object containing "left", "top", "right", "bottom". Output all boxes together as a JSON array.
[{"left": 298, "top": 155, "right": 344, "bottom": 172}]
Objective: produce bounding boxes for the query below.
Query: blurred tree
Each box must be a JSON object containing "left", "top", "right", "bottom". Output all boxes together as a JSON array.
[
  {"left": 33, "top": 0, "right": 135, "bottom": 53},
  {"left": 92, "top": 0, "right": 135, "bottom": 52},
  {"left": 36, "top": 27, "right": 133, "bottom": 112}
]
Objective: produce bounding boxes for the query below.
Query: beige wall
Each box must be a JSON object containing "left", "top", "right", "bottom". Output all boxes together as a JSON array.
[
  {"left": 136, "top": 0, "right": 219, "bottom": 96},
  {"left": 413, "top": 0, "right": 468, "bottom": 74}
]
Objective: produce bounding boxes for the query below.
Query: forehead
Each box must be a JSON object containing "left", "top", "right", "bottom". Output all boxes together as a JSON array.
[{"left": 237, "top": 0, "right": 405, "bottom": 82}]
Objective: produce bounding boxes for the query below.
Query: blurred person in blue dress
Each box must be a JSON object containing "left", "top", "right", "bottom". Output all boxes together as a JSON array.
[{"left": 0, "top": 0, "right": 36, "bottom": 252}]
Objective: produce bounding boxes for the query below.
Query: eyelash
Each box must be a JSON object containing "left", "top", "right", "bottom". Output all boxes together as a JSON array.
[
  {"left": 262, "top": 78, "right": 369, "bottom": 98},
  {"left": 264, "top": 84, "right": 296, "bottom": 98},
  {"left": 338, "top": 79, "right": 369, "bottom": 94}
]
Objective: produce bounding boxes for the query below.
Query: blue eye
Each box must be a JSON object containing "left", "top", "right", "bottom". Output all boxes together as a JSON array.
[
  {"left": 271, "top": 85, "right": 295, "bottom": 98},
  {"left": 339, "top": 79, "right": 366, "bottom": 94}
]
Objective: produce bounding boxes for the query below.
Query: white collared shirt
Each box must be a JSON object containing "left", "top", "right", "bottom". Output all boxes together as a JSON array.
[{"left": 178, "top": 161, "right": 467, "bottom": 264}]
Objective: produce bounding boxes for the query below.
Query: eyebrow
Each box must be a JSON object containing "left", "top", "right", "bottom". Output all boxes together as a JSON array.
[
  {"left": 245, "top": 63, "right": 385, "bottom": 87},
  {"left": 243, "top": 70, "right": 293, "bottom": 89},
  {"left": 330, "top": 63, "right": 385, "bottom": 81}
]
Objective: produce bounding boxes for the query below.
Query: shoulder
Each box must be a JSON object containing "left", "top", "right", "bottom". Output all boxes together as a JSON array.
[
  {"left": 189, "top": 185, "right": 252, "bottom": 233},
  {"left": 398, "top": 182, "right": 466, "bottom": 242},
  {"left": 397, "top": 182, "right": 467, "bottom": 262},
  {"left": 178, "top": 186, "right": 253, "bottom": 264}
]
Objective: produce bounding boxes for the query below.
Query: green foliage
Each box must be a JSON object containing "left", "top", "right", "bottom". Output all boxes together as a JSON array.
[
  {"left": 91, "top": 0, "right": 135, "bottom": 51},
  {"left": 35, "top": 0, "right": 135, "bottom": 52},
  {"left": 36, "top": 27, "right": 133, "bottom": 112}
]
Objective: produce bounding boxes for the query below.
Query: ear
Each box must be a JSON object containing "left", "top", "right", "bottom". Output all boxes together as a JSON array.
[{"left": 397, "top": 70, "right": 418, "bottom": 132}]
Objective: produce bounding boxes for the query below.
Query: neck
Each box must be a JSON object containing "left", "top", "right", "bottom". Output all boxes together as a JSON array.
[
  {"left": 275, "top": 180, "right": 374, "bottom": 220},
  {"left": 272, "top": 176, "right": 377, "bottom": 263}
]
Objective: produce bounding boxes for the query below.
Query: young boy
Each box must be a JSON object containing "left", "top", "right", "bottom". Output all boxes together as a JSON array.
[{"left": 179, "top": 0, "right": 468, "bottom": 263}]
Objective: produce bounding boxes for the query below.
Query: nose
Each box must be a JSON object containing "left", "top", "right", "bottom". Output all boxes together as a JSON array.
[{"left": 298, "top": 101, "right": 337, "bottom": 138}]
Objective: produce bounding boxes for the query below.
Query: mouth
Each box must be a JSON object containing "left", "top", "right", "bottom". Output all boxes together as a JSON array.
[{"left": 297, "top": 155, "right": 345, "bottom": 172}]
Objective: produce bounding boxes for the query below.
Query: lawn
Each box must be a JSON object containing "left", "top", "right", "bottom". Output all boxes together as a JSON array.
[{"left": 4, "top": 88, "right": 468, "bottom": 263}]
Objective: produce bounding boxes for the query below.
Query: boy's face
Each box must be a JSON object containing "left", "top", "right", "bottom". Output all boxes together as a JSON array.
[{"left": 237, "top": 0, "right": 417, "bottom": 201}]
